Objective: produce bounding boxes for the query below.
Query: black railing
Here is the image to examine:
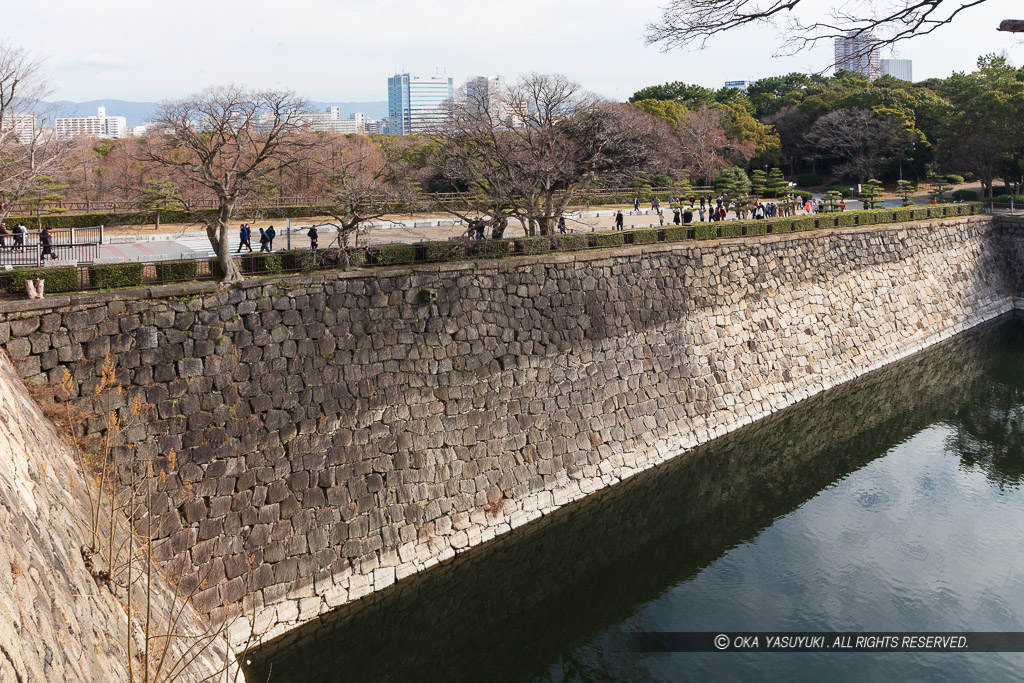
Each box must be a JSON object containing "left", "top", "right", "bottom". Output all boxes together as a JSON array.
[{"left": 0, "top": 226, "right": 102, "bottom": 266}]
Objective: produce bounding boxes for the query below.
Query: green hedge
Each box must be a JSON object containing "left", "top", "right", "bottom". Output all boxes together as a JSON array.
[
  {"left": 467, "top": 240, "right": 511, "bottom": 259},
  {"left": 893, "top": 209, "right": 912, "bottom": 222},
  {"left": 514, "top": 237, "right": 552, "bottom": 255},
  {"left": 419, "top": 241, "right": 465, "bottom": 262},
  {"left": 375, "top": 243, "right": 416, "bottom": 266},
  {"left": 662, "top": 225, "right": 688, "bottom": 242},
  {"left": 591, "top": 231, "right": 625, "bottom": 248},
  {"left": 836, "top": 213, "right": 857, "bottom": 228},
  {"left": 952, "top": 190, "right": 979, "bottom": 202},
  {"left": 7, "top": 266, "right": 80, "bottom": 293},
  {"left": 815, "top": 215, "right": 837, "bottom": 229},
  {"left": 626, "top": 228, "right": 659, "bottom": 245},
  {"left": 747, "top": 221, "right": 768, "bottom": 236},
  {"left": 555, "top": 234, "right": 588, "bottom": 251},
  {"left": 694, "top": 224, "right": 717, "bottom": 240},
  {"left": 155, "top": 259, "right": 198, "bottom": 281},
  {"left": 792, "top": 217, "right": 815, "bottom": 232},
  {"left": 720, "top": 223, "right": 743, "bottom": 238},
  {"left": 89, "top": 262, "right": 144, "bottom": 289}
]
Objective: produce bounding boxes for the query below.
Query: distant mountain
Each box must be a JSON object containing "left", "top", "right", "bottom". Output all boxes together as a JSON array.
[{"left": 47, "top": 99, "right": 389, "bottom": 127}]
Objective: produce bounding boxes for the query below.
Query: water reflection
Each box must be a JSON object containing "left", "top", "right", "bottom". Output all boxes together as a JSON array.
[{"left": 244, "top": 318, "right": 1024, "bottom": 683}]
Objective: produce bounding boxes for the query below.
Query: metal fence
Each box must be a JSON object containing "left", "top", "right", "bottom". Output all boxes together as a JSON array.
[
  {"left": 0, "top": 187, "right": 717, "bottom": 216},
  {"left": 0, "top": 226, "right": 103, "bottom": 267}
]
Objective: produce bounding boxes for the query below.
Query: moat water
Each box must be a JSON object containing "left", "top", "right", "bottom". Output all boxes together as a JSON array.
[{"left": 244, "top": 317, "right": 1024, "bottom": 682}]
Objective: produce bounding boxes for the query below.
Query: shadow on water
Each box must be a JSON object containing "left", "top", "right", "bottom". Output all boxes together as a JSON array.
[{"left": 243, "top": 317, "right": 1024, "bottom": 683}]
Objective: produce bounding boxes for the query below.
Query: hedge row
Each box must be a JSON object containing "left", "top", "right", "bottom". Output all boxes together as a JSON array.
[{"left": 0, "top": 204, "right": 985, "bottom": 295}]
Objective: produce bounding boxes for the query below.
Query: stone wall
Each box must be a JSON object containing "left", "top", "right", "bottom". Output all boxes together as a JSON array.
[
  {"left": 0, "top": 215, "right": 1018, "bottom": 651},
  {"left": 0, "top": 349, "right": 231, "bottom": 682}
]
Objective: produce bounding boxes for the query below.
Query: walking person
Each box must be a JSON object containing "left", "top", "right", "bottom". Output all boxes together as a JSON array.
[
  {"left": 558, "top": 215, "right": 567, "bottom": 234},
  {"left": 258, "top": 228, "right": 270, "bottom": 253},
  {"left": 13, "top": 223, "right": 25, "bottom": 251},
  {"left": 39, "top": 227, "right": 56, "bottom": 261},
  {"left": 0, "top": 222, "right": 8, "bottom": 250},
  {"left": 673, "top": 208, "right": 681, "bottom": 225},
  {"left": 658, "top": 210, "right": 665, "bottom": 226},
  {"left": 633, "top": 197, "right": 640, "bottom": 212},
  {"left": 266, "top": 225, "right": 276, "bottom": 251},
  {"left": 683, "top": 207, "right": 693, "bottom": 224},
  {"left": 237, "top": 224, "right": 252, "bottom": 253},
  {"left": 307, "top": 225, "right": 318, "bottom": 251},
  {"left": 614, "top": 210, "right": 624, "bottom": 230}
]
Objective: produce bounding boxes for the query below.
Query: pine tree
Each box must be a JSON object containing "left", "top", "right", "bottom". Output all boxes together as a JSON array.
[{"left": 859, "top": 179, "right": 884, "bottom": 209}]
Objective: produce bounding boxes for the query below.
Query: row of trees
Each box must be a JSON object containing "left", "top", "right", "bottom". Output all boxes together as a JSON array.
[{"left": 629, "top": 55, "right": 1024, "bottom": 194}]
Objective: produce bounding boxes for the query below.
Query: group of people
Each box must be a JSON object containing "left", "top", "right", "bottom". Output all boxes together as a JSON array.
[
  {"left": 0, "top": 222, "right": 29, "bottom": 251},
  {"left": 236, "top": 224, "right": 278, "bottom": 253},
  {"left": 237, "top": 223, "right": 322, "bottom": 253}
]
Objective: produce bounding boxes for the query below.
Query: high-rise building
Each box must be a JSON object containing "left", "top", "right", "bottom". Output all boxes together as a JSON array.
[
  {"left": 834, "top": 31, "right": 882, "bottom": 80},
  {"left": 465, "top": 75, "right": 508, "bottom": 125},
  {"left": 881, "top": 59, "right": 913, "bottom": 81},
  {"left": 1, "top": 113, "right": 37, "bottom": 144},
  {"left": 55, "top": 106, "right": 128, "bottom": 140},
  {"left": 388, "top": 73, "right": 454, "bottom": 135}
]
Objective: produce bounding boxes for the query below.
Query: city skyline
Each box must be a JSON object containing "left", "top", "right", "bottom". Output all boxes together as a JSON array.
[{"left": 6, "top": 0, "right": 1021, "bottom": 104}]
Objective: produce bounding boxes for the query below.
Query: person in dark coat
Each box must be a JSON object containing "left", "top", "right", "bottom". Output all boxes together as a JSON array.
[
  {"left": 39, "top": 227, "right": 56, "bottom": 260},
  {"left": 237, "top": 224, "right": 252, "bottom": 253},
  {"left": 259, "top": 228, "right": 270, "bottom": 252},
  {"left": 307, "top": 225, "right": 318, "bottom": 250},
  {"left": 0, "top": 222, "right": 8, "bottom": 250},
  {"left": 614, "top": 210, "right": 624, "bottom": 230},
  {"left": 266, "top": 225, "right": 276, "bottom": 251}
]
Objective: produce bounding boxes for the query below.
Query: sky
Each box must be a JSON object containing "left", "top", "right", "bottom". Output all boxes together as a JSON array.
[{"left": 8, "top": 0, "right": 1024, "bottom": 104}]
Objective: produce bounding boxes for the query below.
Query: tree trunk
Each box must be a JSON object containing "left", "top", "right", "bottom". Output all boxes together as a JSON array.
[
  {"left": 209, "top": 203, "right": 243, "bottom": 284},
  {"left": 490, "top": 215, "right": 508, "bottom": 240}
]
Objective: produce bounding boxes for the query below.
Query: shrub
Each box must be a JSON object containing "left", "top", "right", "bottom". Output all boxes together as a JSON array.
[
  {"left": 720, "top": 222, "right": 743, "bottom": 238},
  {"left": 951, "top": 189, "right": 979, "bottom": 202},
  {"left": 591, "top": 231, "right": 625, "bottom": 248},
  {"left": 694, "top": 224, "right": 717, "bottom": 240},
  {"left": 836, "top": 213, "right": 857, "bottom": 228},
  {"left": 626, "top": 228, "right": 659, "bottom": 244},
  {"left": 514, "top": 237, "right": 552, "bottom": 255},
  {"left": 375, "top": 243, "right": 416, "bottom": 266},
  {"left": 943, "top": 174, "right": 965, "bottom": 185},
  {"left": 828, "top": 184, "right": 854, "bottom": 198},
  {"left": 992, "top": 195, "right": 1024, "bottom": 205},
  {"left": 468, "top": 239, "right": 512, "bottom": 259},
  {"left": 155, "top": 259, "right": 198, "bottom": 282},
  {"left": 89, "top": 262, "right": 144, "bottom": 289},
  {"left": 9, "top": 266, "right": 79, "bottom": 293},
  {"left": 280, "top": 250, "right": 316, "bottom": 272},
  {"left": 815, "top": 215, "right": 838, "bottom": 229},
  {"left": 792, "top": 217, "right": 816, "bottom": 232},
  {"left": 419, "top": 241, "right": 465, "bottom": 262},
  {"left": 240, "top": 253, "right": 282, "bottom": 274},
  {"left": 796, "top": 173, "right": 823, "bottom": 187},
  {"left": 908, "top": 207, "right": 930, "bottom": 221},
  {"left": 555, "top": 234, "right": 587, "bottom": 251},
  {"left": 893, "top": 208, "right": 912, "bottom": 222},
  {"left": 747, "top": 221, "right": 768, "bottom": 235},
  {"left": 855, "top": 211, "right": 878, "bottom": 226},
  {"left": 662, "top": 225, "right": 688, "bottom": 242}
]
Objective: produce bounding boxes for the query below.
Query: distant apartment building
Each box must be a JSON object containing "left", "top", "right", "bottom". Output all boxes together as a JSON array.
[
  {"left": 1, "top": 113, "right": 37, "bottom": 144},
  {"left": 55, "top": 106, "right": 128, "bottom": 140},
  {"left": 724, "top": 80, "right": 754, "bottom": 90},
  {"left": 255, "top": 107, "right": 370, "bottom": 134},
  {"left": 834, "top": 31, "right": 882, "bottom": 80},
  {"left": 388, "top": 72, "right": 454, "bottom": 135},
  {"left": 881, "top": 59, "right": 913, "bottom": 81}
]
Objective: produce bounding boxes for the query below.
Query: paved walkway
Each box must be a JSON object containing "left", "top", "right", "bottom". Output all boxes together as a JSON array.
[{"left": 80, "top": 198, "right": 951, "bottom": 264}]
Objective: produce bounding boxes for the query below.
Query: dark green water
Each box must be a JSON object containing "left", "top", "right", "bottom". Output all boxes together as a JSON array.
[{"left": 244, "top": 318, "right": 1024, "bottom": 683}]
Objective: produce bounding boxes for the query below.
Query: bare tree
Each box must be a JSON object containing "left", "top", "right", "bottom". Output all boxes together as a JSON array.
[
  {"left": 143, "top": 86, "right": 312, "bottom": 283},
  {"left": 310, "top": 133, "right": 420, "bottom": 262},
  {"left": 946, "top": 136, "right": 1002, "bottom": 198},
  {"left": 805, "top": 108, "right": 915, "bottom": 182},
  {"left": 0, "top": 42, "right": 76, "bottom": 222},
  {"left": 646, "top": 0, "right": 994, "bottom": 59},
  {"left": 675, "top": 105, "right": 754, "bottom": 184},
  {"left": 433, "top": 73, "right": 674, "bottom": 237}
]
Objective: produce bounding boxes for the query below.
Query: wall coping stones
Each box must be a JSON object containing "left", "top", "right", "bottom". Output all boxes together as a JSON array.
[{"left": 0, "top": 216, "right": 996, "bottom": 317}]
